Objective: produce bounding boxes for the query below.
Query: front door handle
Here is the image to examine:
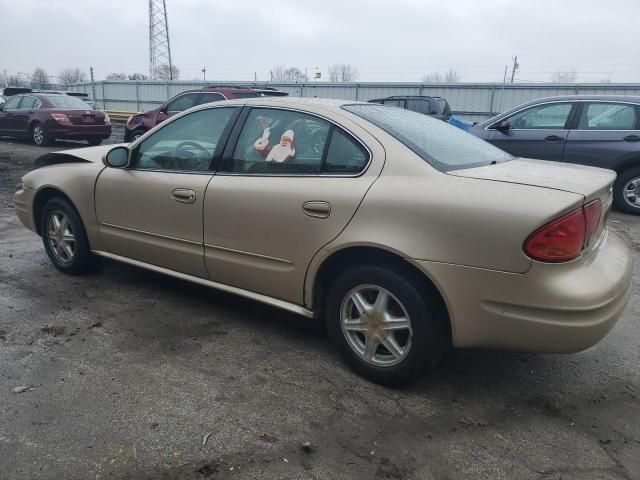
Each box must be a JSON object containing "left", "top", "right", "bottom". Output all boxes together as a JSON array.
[
  {"left": 302, "top": 201, "right": 331, "bottom": 219},
  {"left": 544, "top": 135, "right": 564, "bottom": 143},
  {"left": 171, "top": 188, "right": 196, "bottom": 204},
  {"left": 623, "top": 135, "right": 640, "bottom": 142}
]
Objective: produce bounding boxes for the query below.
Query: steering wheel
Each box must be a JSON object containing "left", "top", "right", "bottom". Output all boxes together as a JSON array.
[{"left": 169, "top": 140, "right": 209, "bottom": 170}]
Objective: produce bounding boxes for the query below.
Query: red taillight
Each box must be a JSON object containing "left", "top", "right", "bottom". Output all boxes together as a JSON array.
[
  {"left": 51, "top": 113, "right": 71, "bottom": 125},
  {"left": 524, "top": 200, "right": 602, "bottom": 263}
]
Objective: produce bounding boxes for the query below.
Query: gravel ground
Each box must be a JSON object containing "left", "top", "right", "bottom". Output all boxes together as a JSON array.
[{"left": 1, "top": 129, "right": 639, "bottom": 480}]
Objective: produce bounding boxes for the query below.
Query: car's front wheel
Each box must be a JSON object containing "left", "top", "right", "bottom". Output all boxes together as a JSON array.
[
  {"left": 41, "top": 197, "right": 95, "bottom": 274},
  {"left": 325, "top": 264, "right": 448, "bottom": 386},
  {"left": 32, "top": 122, "right": 53, "bottom": 146},
  {"left": 613, "top": 166, "right": 640, "bottom": 215}
]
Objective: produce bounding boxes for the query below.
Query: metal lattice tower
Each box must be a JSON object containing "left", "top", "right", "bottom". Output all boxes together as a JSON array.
[{"left": 149, "top": 0, "right": 173, "bottom": 80}]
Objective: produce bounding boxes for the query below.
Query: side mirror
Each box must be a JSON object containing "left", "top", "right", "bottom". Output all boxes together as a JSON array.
[
  {"left": 104, "top": 146, "right": 130, "bottom": 168},
  {"left": 494, "top": 120, "right": 511, "bottom": 133}
]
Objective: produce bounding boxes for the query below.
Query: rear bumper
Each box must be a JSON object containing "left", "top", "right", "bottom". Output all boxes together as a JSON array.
[
  {"left": 412, "top": 229, "right": 633, "bottom": 353},
  {"left": 47, "top": 123, "right": 111, "bottom": 139}
]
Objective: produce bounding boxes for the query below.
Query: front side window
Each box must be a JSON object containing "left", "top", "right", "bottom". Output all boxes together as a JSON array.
[
  {"left": 578, "top": 103, "right": 638, "bottom": 130},
  {"left": 344, "top": 103, "right": 511, "bottom": 172},
  {"left": 164, "top": 93, "right": 198, "bottom": 113},
  {"left": 2, "top": 96, "right": 22, "bottom": 110},
  {"left": 132, "top": 107, "right": 235, "bottom": 172},
  {"left": 504, "top": 103, "right": 573, "bottom": 129}
]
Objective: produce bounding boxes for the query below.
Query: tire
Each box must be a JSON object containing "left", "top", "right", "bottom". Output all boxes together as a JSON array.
[
  {"left": 129, "top": 129, "right": 146, "bottom": 143},
  {"left": 88, "top": 138, "right": 103, "bottom": 146},
  {"left": 613, "top": 166, "right": 640, "bottom": 215},
  {"left": 325, "top": 264, "right": 448, "bottom": 386},
  {"left": 41, "top": 197, "right": 95, "bottom": 275},
  {"left": 32, "top": 122, "right": 53, "bottom": 146}
]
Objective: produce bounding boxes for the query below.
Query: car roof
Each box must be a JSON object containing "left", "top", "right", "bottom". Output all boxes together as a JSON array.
[
  {"left": 371, "top": 95, "right": 444, "bottom": 100},
  {"left": 218, "top": 96, "right": 363, "bottom": 109},
  {"left": 515, "top": 94, "right": 640, "bottom": 105}
]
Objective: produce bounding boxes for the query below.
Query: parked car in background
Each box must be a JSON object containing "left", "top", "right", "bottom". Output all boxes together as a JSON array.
[
  {"left": 15, "top": 98, "right": 632, "bottom": 385},
  {"left": 124, "top": 85, "right": 288, "bottom": 142},
  {"left": 368, "top": 95, "right": 452, "bottom": 121},
  {"left": 471, "top": 95, "right": 640, "bottom": 214},
  {"left": 0, "top": 92, "right": 111, "bottom": 146}
]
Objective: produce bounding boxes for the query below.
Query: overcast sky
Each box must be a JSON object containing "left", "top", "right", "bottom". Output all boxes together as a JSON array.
[{"left": 1, "top": 0, "right": 639, "bottom": 83}]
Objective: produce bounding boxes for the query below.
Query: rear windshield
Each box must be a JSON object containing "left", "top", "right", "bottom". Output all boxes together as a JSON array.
[
  {"left": 343, "top": 104, "right": 512, "bottom": 171},
  {"left": 42, "top": 95, "right": 93, "bottom": 109}
]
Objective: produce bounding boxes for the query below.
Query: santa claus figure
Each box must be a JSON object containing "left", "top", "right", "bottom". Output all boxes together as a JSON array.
[{"left": 254, "top": 128, "right": 296, "bottom": 163}]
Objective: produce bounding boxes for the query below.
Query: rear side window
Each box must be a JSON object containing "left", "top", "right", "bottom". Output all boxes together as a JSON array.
[
  {"left": 19, "top": 96, "right": 37, "bottom": 109},
  {"left": 231, "top": 92, "right": 262, "bottom": 99},
  {"left": 406, "top": 99, "right": 432, "bottom": 115},
  {"left": 225, "top": 108, "right": 369, "bottom": 175},
  {"left": 577, "top": 103, "right": 638, "bottom": 130},
  {"left": 343, "top": 103, "right": 511, "bottom": 172},
  {"left": 383, "top": 99, "right": 405, "bottom": 108},
  {"left": 197, "top": 92, "right": 225, "bottom": 105}
]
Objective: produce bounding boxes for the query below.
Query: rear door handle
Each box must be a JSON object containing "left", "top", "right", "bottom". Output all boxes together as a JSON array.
[
  {"left": 623, "top": 135, "right": 640, "bottom": 142},
  {"left": 171, "top": 188, "right": 196, "bottom": 204},
  {"left": 302, "top": 201, "right": 331, "bottom": 219},
  {"left": 544, "top": 135, "right": 564, "bottom": 143}
]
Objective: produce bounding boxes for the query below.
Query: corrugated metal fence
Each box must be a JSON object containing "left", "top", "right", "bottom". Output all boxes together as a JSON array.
[{"left": 67, "top": 81, "right": 640, "bottom": 122}]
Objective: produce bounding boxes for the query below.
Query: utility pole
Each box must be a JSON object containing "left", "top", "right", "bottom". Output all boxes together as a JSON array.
[
  {"left": 90, "top": 67, "right": 98, "bottom": 109},
  {"left": 499, "top": 65, "right": 508, "bottom": 112},
  {"left": 202, "top": 66, "right": 206, "bottom": 82},
  {"left": 510, "top": 55, "right": 519, "bottom": 83}
]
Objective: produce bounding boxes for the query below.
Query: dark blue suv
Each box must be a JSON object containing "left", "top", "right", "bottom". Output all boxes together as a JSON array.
[{"left": 471, "top": 95, "right": 640, "bottom": 215}]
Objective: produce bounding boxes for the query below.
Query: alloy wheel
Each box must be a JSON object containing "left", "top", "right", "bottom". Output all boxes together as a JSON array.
[
  {"left": 47, "top": 211, "right": 76, "bottom": 263},
  {"left": 623, "top": 176, "right": 640, "bottom": 209},
  {"left": 340, "top": 285, "right": 413, "bottom": 367},
  {"left": 33, "top": 125, "right": 44, "bottom": 145}
]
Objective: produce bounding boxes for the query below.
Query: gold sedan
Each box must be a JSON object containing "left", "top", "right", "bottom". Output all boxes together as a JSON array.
[{"left": 14, "top": 97, "right": 633, "bottom": 385}]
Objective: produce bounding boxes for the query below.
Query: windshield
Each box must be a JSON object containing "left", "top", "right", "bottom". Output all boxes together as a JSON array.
[
  {"left": 42, "top": 95, "right": 94, "bottom": 109},
  {"left": 343, "top": 104, "right": 512, "bottom": 172}
]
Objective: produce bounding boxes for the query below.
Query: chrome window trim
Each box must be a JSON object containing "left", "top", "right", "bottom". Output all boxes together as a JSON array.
[{"left": 222, "top": 105, "right": 373, "bottom": 179}]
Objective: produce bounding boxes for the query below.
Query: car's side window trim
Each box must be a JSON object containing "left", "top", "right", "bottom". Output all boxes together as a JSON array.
[
  {"left": 487, "top": 101, "right": 576, "bottom": 131},
  {"left": 571, "top": 100, "right": 640, "bottom": 132},
  {"left": 127, "top": 105, "right": 241, "bottom": 175},
  {"left": 217, "top": 106, "right": 373, "bottom": 178}
]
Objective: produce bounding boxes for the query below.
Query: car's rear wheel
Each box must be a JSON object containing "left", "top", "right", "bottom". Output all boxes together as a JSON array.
[
  {"left": 88, "top": 138, "right": 103, "bottom": 146},
  {"left": 129, "top": 129, "right": 146, "bottom": 142},
  {"left": 613, "top": 167, "right": 640, "bottom": 215},
  {"left": 325, "top": 264, "right": 448, "bottom": 386},
  {"left": 32, "top": 122, "right": 52, "bottom": 146},
  {"left": 41, "top": 198, "right": 95, "bottom": 275}
]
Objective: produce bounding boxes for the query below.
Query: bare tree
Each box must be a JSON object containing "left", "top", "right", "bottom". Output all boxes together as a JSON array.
[
  {"left": 550, "top": 70, "right": 578, "bottom": 83},
  {"left": 105, "top": 72, "right": 128, "bottom": 81},
  {"left": 328, "top": 63, "right": 360, "bottom": 83},
  {"left": 153, "top": 65, "right": 180, "bottom": 80},
  {"left": 422, "top": 72, "right": 444, "bottom": 83},
  {"left": 271, "top": 65, "right": 308, "bottom": 82},
  {"left": 422, "top": 69, "right": 460, "bottom": 83},
  {"left": 128, "top": 73, "right": 149, "bottom": 81},
  {"left": 445, "top": 69, "right": 460, "bottom": 82},
  {"left": 31, "top": 68, "right": 50, "bottom": 88},
  {"left": 59, "top": 67, "right": 87, "bottom": 85}
]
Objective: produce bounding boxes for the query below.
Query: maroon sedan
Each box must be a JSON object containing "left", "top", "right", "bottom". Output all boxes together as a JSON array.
[
  {"left": 124, "top": 86, "right": 287, "bottom": 142},
  {"left": 0, "top": 93, "right": 111, "bottom": 146}
]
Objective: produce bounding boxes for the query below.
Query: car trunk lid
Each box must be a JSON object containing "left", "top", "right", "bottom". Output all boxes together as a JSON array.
[{"left": 450, "top": 158, "right": 616, "bottom": 252}]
